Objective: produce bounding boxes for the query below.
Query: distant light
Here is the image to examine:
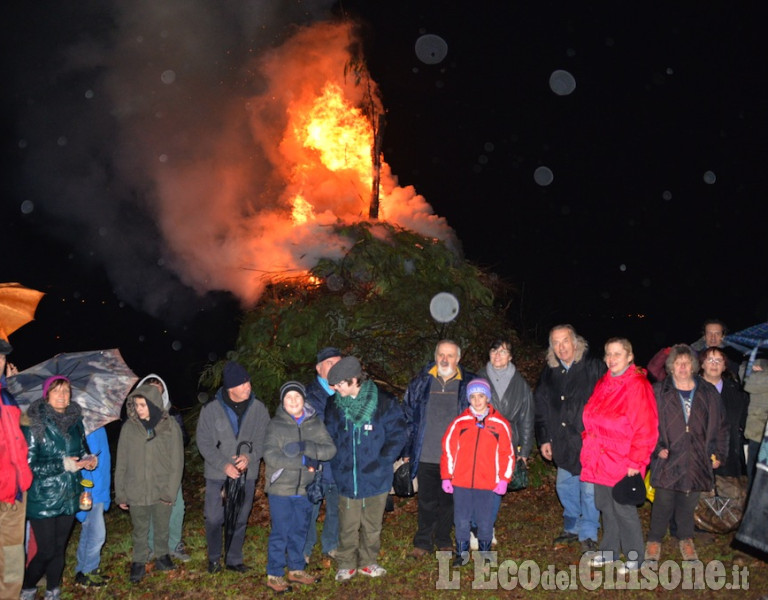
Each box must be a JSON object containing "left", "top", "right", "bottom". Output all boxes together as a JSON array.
[
  {"left": 703, "top": 170, "right": 717, "bottom": 184},
  {"left": 534, "top": 166, "right": 554, "bottom": 186},
  {"left": 20, "top": 200, "right": 34, "bottom": 214},
  {"left": 161, "top": 70, "right": 176, "bottom": 84},
  {"left": 549, "top": 70, "right": 576, "bottom": 96},
  {"left": 415, "top": 34, "right": 448, "bottom": 65}
]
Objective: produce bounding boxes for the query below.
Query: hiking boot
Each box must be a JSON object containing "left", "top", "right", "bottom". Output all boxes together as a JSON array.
[
  {"left": 287, "top": 569, "right": 319, "bottom": 584},
  {"left": 130, "top": 562, "right": 146, "bottom": 583},
  {"left": 170, "top": 542, "right": 191, "bottom": 562},
  {"left": 409, "top": 546, "right": 429, "bottom": 559},
  {"left": 266, "top": 575, "right": 292, "bottom": 593},
  {"left": 75, "top": 570, "right": 108, "bottom": 587},
  {"left": 20, "top": 589, "right": 37, "bottom": 600},
  {"left": 334, "top": 568, "right": 356, "bottom": 581},
  {"left": 154, "top": 554, "right": 176, "bottom": 571},
  {"left": 679, "top": 538, "right": 698, "bottom": 561},
  {"left": 359, "top": 564, "right": 387, "bottom": 577},
  {"left": 553, "top": 530, "right": 578, "bottom": 547},
  {"left": 644, "top": 541, "right": 661, "bottom": 562},
  {"left": 580, "top": 539, "right": 598, "bottom": 553}
]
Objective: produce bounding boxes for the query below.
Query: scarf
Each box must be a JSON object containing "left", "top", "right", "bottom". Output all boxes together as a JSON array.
[
  {"left": 486, "top": 361, "right": 515, "bottom": 399},
  {"left": 28, "top": 398, "right": 81, "bottom": 441},
  {"left": 335, "top": 379, "right": 378, "bottom": 431}
]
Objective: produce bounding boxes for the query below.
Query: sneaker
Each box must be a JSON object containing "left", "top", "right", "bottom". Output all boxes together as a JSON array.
[
  {"left": 171, "top": 542, "right": 191, "bottom": 562},
  {"left": 679, "top": 538, "right": 698, "bottom": 561},
  {"left": 75, "top": 571, "right": 108, "bottom": 587},
  {"left": 491, "top": 529, "right": 497, "bottom": 546},
  {"left": 588, "top": 553, "right": 613, "bottom": 567},
  {"left": 207, "top": 560, "right": 222, "bottom": 574},
  {"left": 130, "top": 562, "right": 146, "bottom": 583},
  {"left": 580, "top": 539, "right": 598, "bottom": 553},
  {"left": 553, "top": 530, "right": 579, "bottom": 546},
  {"left": 266, "top": 575, "right": 292, "bottom": 593},
  {"left": 42, "top": 589, "right": 61, "bottom": 600},
  {"left": 644, "top": 541, "right": 661, "bottom": 562},
  {"left": 469, "top": 531, "right": 479, "bottom": 550},
  {"left": 359, "top": 564, "right": 387, "bottom": 577},
  {"left": 20, "top": 589, "right": 37, "bottom": 600},
  {"left": 617, "top": 560, "right": 640, "bottom": 576},
  {"left": 335, "top": 568, "right": 357, "bottom": 581},
  {"left": 287, "top": 569, "right": 319, "bottom": 584}
]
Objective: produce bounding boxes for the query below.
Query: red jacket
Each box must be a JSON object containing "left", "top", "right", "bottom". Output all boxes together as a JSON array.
[
  {"left": 580, "top": 366, "right": 658, "bottom": 487},
  {"left": 1, "top": 382, "right": 33, "bottom": 504},
  {"left": 441, "top": 405, "right": 514, "bottom": 490}
]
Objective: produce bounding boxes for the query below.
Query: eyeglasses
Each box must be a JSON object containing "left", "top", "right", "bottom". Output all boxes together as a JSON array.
[
  {"left": 490, "top": 348, "right": 510, "bottom": 355},
  {"left": 706, "top": 358, "right": 724, "bottom": 365}
]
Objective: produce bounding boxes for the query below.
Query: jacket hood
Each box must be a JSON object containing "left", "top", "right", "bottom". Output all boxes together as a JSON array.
[
  {"left": 126, "top": 384, "right": 166, "bottom": 421},
  {"left": 136, "top": 373, "right": 170, "bottom": 409},
  {"left": 546, "top": 335, "right": 589, "bottom": 368}
]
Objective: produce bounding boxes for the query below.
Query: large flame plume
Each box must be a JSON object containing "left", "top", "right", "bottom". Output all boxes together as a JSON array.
[{"left": 150, "top": 22, "right": 452, "bottom": 304}]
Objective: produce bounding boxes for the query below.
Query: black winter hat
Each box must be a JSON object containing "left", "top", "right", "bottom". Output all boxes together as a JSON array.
[
  {"left": 327, "top": 356, "right": 362, "bottom": 386},
  {"left": 280, "top": 380, "right": 306, "bottom": 402},
  {"left": 316, "top": 346, "right": 342, "bottom": 364},
  {"left": 0, "top": 338, "right": 12, "bottom": 355},
  {"left": 222, "top": 361, "right": 250, "bottom": 389},
  {"left": 612, "top": 473, "right": 646, "bottom": 506}
]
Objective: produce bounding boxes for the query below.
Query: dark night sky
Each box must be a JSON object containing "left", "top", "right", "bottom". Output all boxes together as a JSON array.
[{"left": 3, "top": 1, "right": 766, "bottom": 403}]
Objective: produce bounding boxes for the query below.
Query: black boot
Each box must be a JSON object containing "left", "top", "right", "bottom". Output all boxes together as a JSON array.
[
  {"left": 130, "top": 562, "right": 146, "bottom": 583},
  {"left": 155, "top": 554, "right": 176, "bottom": 571},
  {"left": 453, "top": 540, "right": 470, "bottom": 567}
]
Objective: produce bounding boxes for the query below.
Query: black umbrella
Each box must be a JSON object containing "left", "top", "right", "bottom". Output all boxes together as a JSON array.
[{"left": 224, "top": 441, "right": 252, "bottom": 563}]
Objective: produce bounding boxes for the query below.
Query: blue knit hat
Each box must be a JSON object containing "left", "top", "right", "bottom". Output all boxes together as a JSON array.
[
  {"left": 222, "top": 361, "right": 250, "bottom": 389},
  {"left": 466, "top": 378, "right": 491, "bottom": 401}
]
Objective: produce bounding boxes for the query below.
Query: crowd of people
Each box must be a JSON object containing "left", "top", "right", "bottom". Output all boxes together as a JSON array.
[{"left": 1, "top": 317, "right": 765, "bottom": 596}]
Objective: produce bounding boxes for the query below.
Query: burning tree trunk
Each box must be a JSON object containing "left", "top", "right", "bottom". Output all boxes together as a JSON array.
[{"left": 369, "top": 113, "right": 385, "bottom": 219}]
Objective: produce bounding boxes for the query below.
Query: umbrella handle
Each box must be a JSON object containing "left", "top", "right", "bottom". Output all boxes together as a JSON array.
[{"left": 235, "top": 441, "right": 253, "bottom": 456}]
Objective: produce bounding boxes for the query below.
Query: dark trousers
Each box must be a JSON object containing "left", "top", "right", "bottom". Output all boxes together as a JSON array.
[
  {"left": 204, "top": 478, "right": 256, "bottom": 566},
  {"left": 648, "top": 487, "right": 700, "bottom": 542},
  {"left": 453, "top": 487, "right": 496, "bottom": 544},
  {"left": 413, "top": 462, "right": 454, "bottom": 550},
  {"left": 24, "top": 515, "right": 75, "bottom": 590},
  {"left": 594, "top": 484, "right": 643, "bottom": 562},
  {"left": 129, "top": 503, "right": 173, "bottom": 563}
]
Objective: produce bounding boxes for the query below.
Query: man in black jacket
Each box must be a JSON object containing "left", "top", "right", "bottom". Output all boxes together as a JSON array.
[{"left": 534, "top": 325, "right": 605, "bottom": 552}]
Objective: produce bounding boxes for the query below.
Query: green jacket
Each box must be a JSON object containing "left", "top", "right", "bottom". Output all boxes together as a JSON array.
[
  {"left": 23, "top": 399, "right": 89, "bottom": 519},
  {"left": 115, "top": 384, "right": 184, "bottom": 506},
  {"left": 264, "top": 403, "right": 336, "bottom": 497}
]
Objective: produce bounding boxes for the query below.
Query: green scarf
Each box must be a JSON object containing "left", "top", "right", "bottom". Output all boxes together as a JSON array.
[{"left": 335, "top": 379, "right": 378, "bottom": 431}]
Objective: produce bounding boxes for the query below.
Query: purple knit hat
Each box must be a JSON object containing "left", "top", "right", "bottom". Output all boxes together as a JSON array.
[
  {"left": 43, "top": 375, "right": 70, "bottom": 399},
  {"left": 466, "top": 378, "right": 491, "bottom": 401}
]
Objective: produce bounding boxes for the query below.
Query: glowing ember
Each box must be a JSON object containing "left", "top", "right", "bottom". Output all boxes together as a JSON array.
[{"left": 291, "top": 194, "right": 315, "bottom": 225}]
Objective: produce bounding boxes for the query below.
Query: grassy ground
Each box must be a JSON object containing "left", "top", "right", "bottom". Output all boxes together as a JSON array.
[{"left": 42, "top": 445, "right": 767, "bottom": 599}]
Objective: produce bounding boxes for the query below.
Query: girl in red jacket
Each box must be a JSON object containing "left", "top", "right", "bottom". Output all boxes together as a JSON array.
[{"left": 441, "top": 378, "right": 514, "bottom": 565}]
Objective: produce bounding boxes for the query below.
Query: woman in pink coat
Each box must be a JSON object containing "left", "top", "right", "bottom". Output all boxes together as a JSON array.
[{"left": 580, "top": 338, "right": 658, "bottom": 573}]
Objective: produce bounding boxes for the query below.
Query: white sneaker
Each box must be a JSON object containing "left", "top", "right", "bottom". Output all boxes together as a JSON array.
[
  {"left": 469, "top": 531, "right": 479, "bottom": 550},
  {"left": 359, "top": 564, "right": 387, "bottom": 577},
  {"left": 335, "top": 568, "right": 357, "bottom": 581},
  {"left": 617, "top": 560, "right": 640, "bottom": 575},
  {"left": 492, "top": 528, "right": 497, "bottom": 546},
  {"left": 589, "top": 553, "right": 614, "bottom": 567}
]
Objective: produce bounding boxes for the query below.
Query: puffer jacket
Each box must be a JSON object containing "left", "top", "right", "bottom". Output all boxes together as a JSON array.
[
  {"left": 580, "top": 366, "right": 658, "bottom": 487},
  {"left": 114, "top": 384, "right": 183, "bottom": 506},
  {"left": 476, "top": 365, "right": 534, "bottom": 458},
  {"left": 403, "top": 363, "right": 475, "bottom": 477},
  {"left": 23, "top": 398, "right": 89, "bottom": 519},
  {"left": 0, "top": 380, "right": 33, "bottom": 503},
  {"left": 264, "top": 403, "right": 336, "bottom": 496},
  {"left": 534, "top": 352, "right": 606, "bottom": 474},
  {"left": 326, "top": 384, "right": 408, "bottom": 499},
  {"left": 651, "top": 376, "right": 728, "bottom": 492},
  {"left": 441, "top": 404, "right": 514, "bottom": 490}
]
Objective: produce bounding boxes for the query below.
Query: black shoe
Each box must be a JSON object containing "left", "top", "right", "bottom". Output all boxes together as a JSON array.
[
  {"left": 226, "top": 563, "right": 251, "bottom": 573},
  {"left": 75, "top": 571, "right": 108, "bottom": 587},
  {"left": 580, "top": 539, "right": 598, "bottom": 553},
  {"left": 130, "top": 562, "right": 146, "bottom": 583},
  {"left": 208, "top": 560, "right": 222, "bottom": 574},
  {"left": 553, "top": 531, "right": 579, "bottom": 546},
  {"left": 154, "top": 555, "right": 176, "bottom": 571}
]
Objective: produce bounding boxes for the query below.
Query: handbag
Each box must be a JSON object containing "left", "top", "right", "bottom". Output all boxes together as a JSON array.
[
  {"left": 392, "top": 460, "right": 415, "bottom": 497},
  {"left": 305, "top": 465, "right": 327, "bottom": 504},
  {"left": 508, "top": 459, "right": 528, "bottom": 491}
]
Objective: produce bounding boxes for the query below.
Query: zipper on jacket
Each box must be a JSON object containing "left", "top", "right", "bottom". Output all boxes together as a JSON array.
[{"left": 295, "top": 422, "right": 304, "bottom": 496}]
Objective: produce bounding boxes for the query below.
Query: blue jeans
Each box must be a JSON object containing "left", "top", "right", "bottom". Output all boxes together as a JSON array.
[
  {"left": 454, "top": 488, "right": 496, "bottom": 543},
  {"left": 555, "top": 467, "right": 599, "bottom": 541},
  {"left": 303, "top": 481, "right": 339, "bottom": 556},
  {"left": 267, "top": 495, "right": 313, "bottom": 576},
  {"left": 76, "top": 503, "right": 106, "bottom": 574}
]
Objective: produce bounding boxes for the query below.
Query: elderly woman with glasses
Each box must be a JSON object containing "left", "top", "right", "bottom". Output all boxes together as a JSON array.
[{"left": 645, "top": 344, "right": 727, "bottom": 564}]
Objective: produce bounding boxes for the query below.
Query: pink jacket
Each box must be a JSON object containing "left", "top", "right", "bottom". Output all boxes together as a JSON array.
[{"left": 580, "top": 366, "right": 658, "bottom": 487}]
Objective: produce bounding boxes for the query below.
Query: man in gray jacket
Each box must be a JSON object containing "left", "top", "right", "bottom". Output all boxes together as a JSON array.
[{"left": 196, "top": 361, "right": 270, "bottom": 573}]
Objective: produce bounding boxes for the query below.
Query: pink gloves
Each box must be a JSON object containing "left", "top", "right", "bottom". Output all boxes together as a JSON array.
[
  {"left": 493, "top": 480, "right": 508, "bottom": 495},
  {"left": 441, "top": 479, "right": 454, "bottom": 494}
]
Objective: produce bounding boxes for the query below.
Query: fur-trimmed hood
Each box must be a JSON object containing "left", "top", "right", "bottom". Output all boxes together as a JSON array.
[
  {"left": 26, "top": 396, "right": 82, "bottom": 440},
  {"left": 546, "top": 333, "right": 589, "bottom": 368}
]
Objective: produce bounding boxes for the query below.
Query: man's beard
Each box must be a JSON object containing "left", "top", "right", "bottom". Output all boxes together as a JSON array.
[{"left": 437, "top": 364, "right": 456, "bottom": 379}]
